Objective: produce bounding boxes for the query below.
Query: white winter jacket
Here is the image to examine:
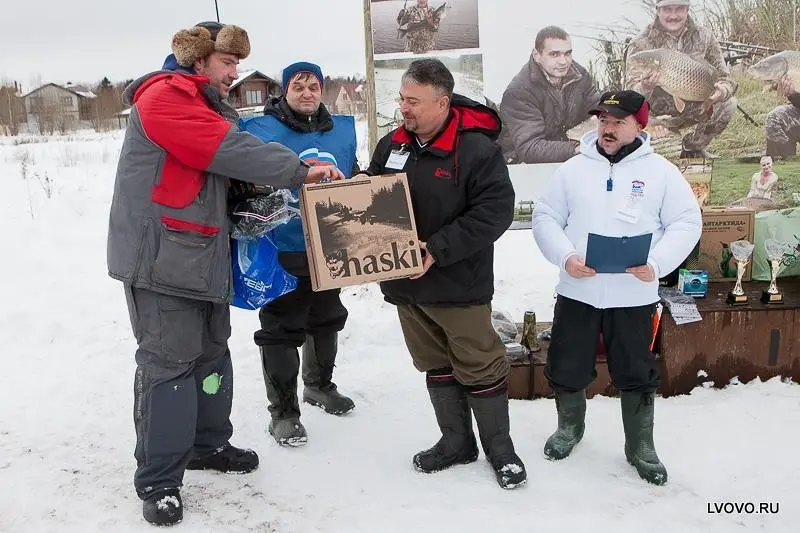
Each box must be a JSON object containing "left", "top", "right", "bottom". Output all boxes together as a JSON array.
[{"left": 532, "top": 130, "right": 702, "bottom": 309}]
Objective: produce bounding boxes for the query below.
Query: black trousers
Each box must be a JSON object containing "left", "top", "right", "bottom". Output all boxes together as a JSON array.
[
  {"left": 546, "top": 295, "right": 660, "bottom": 394},
  {"left": 253, "top": 254, "right": 348, "bottom": 348}
]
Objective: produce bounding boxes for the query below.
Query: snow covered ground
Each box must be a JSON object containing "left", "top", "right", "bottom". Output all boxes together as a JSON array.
[{"left": 1, "top": 131, "right": 799, "bottom": 533}]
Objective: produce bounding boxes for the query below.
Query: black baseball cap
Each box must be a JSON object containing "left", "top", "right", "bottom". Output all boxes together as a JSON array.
[{"left": 589, "top": 90, "right": 649, "bottom": 127}]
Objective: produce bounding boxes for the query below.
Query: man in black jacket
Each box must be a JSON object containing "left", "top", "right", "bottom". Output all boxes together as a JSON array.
[
  {"left": 496, "top": 26, "right": 602, "bottom": 164},
  {"left": 360, "top": 58, "right": 526, "bottom": 489}
]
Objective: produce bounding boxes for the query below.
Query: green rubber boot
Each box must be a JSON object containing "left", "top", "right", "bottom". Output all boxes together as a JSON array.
[
  {"left": 543, "top": 390, "right": 586, "bottom": 460},
  {"left": 621, "top": 391, "right": 668, "bottom": 485}
]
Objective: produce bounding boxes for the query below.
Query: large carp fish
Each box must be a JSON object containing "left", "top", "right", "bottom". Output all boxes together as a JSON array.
[{"left": 626, "top": 49, "right": 718, "bottom": 113}]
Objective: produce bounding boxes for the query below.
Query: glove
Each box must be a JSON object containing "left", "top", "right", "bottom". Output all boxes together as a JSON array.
[{"left": 228, "top": 179, "right": 275, "bottom": 207}]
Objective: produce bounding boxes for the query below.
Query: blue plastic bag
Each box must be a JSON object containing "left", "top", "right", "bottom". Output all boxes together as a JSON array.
[{"left": 231, "top": 236, "right": 297, "bottom": 310}]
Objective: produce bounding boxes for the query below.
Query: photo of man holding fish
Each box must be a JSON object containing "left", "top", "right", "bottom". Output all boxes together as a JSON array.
[
  {"left": 624, "top": 0, "right": 738, "bottom": 159},
  {"left": 749, "top": 51, "right": 800, "bottom": 159}
]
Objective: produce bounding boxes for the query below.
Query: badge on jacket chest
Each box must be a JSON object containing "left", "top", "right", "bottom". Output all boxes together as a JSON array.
[
  {"left": 387, "top": 149, "right": 410, "bottom": 170},
  {"left": 616, "top": 179, "right": 645, "bottom": 224}
]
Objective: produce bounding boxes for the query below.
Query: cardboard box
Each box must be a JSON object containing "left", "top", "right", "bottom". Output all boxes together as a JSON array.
[
  {"left": 300, "top": 173, "right": 424, "bottom": 291},
  {"left": 697, "top": 206, "right": 755, "bottom": 282}
]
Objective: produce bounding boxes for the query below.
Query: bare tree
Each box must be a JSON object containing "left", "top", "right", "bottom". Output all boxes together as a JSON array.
[{"left": 0, "top": 81, "right": 25, "bottom": 136}]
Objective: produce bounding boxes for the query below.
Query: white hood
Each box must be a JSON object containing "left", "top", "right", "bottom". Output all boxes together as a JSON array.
[
  {"left": 531, "top": 130, "right": 702, "bottom": 309},
  {"left": 579, "top": 129, "right": 654, "bottom": 163}
]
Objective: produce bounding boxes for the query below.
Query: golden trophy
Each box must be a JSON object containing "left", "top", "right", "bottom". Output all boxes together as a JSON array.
[
  {"left": 760, "top": 238, "right": 787, "bottom": 304},
  {"left": 726, "top": 240, "right": 755, "bottom": 306}
]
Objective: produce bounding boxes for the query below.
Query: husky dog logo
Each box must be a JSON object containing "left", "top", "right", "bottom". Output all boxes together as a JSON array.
[
  {"left": 299, "top": 147, "right": 339, "bottom": 168},
  {"left": 325, "top": 250, "right": 346, "bottom": 279}
]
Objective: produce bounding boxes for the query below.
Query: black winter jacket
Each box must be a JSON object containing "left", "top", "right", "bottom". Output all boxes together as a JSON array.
[{"left": 363, "top": 94, "right": 515, "bottom": 307}]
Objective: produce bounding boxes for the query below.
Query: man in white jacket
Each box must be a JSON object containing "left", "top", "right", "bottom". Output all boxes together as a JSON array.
[{"left": 532, "top": 90, "right": 701, "bottom": 486}]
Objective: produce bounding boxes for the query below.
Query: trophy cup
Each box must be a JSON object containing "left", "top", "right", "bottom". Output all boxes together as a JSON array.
[
  {"left": 760, "top": 238, "right": 787, "bottom": 304},
  {"left": 726, "top": 240, "right": 755, "bottom": 306}
]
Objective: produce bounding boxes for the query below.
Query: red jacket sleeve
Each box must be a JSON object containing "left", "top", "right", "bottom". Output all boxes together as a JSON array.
[{"left": 135, "top": 76, "right": 231, "bottom": 171}]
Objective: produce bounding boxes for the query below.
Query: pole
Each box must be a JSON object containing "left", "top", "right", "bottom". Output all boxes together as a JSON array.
[
  {"left": 363, "top": 0, "right": 378, "bottom": 156},
  {"left": 214, "top": 0, "right": 220, "bottom": 22},
  {"left": 7, "top": 89, "right": 12, "bottom": 131}
]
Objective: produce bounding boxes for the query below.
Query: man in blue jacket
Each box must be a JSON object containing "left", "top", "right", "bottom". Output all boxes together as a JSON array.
[
  {"left": 532, "top": 90, "right": 701, "bottom": 485},
  {"left": 239, "top": 62, "right": 359, "bottom": 447}
]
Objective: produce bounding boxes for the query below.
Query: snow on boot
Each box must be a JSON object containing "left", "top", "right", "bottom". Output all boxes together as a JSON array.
[
  {"left": 621, "top": 391, "right": 668, "bottom": 486},
  {"left": 467, "top": 383, "right": 527, "bottom": 489},
  {"left": 260, "top": 345, "right": 307, "bottom": 446},
  {"left": 269, "top": 417, "right": 307, "bottom": 447},
  {"left": 413, "top": 370, "right": 479, "bottom": 473},
  {"left": 543, "top": 389, "right": 586, "bottom": 460},
  {"left": 142, "top": 488, "right": 182, "bottom": 527},
  {"left": 302, "top": 332, "right": 355, "bottom": 415},
  {"left": 186, "top": 443, "right": 259, "bottom": 473}
]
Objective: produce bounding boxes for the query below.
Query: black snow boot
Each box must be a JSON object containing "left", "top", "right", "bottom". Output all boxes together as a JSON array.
[
  {"left": 621, "top": 391, "right": 668, "bottom": 486},
  {"left": 260, "top": 345, "right": 307, "bottom": 446},
  {"left": 186, "top": 443, "right": 259, "bottom": 473},
  {"left": 467, "top": 383, "right": 527, "bottom": 489},
  {"left": 142, "top": 488, "right": 182, "bottom": 527},
  {"left": 302, "top": 332, "right": 355, "bottom": 415},
  {"left": 413, "top": 370, "right": 479, "bottom": 473},
  {"left": 543, "top": 389, "right": 586, "bottom": 460}
]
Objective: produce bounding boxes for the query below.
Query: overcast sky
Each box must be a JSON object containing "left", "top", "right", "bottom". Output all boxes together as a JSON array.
[{"left": 1, "top": 0, "right": 654, "bottom": 94}]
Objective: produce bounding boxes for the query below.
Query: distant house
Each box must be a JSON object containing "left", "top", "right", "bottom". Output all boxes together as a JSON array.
[
  {"left": 22, "top": 82, "right": 97, "bottom": 133},
  {"left": 334, "top": 83, "right": 366, "bottom": 116},
  {"left": 228, "top": 70, "right": 282, "bottom": 118}
]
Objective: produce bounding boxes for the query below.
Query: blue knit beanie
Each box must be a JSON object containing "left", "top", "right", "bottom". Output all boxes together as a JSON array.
[{"left": 282, "top": 61, "right": 324, "bottom": 90}]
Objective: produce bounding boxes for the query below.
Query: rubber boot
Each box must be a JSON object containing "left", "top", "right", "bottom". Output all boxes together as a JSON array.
[
  {"left": 621, "top": 391, "right": 668, "bottom": 485},
  {"left": 413, "top": 370, "right": 479, "bottom": 473},
  {"left": 543, "top": 390, "right": 586, "bottom": 460},
  {"left": 302, "top": 332, "right": 355, "bottom": 415},
  {"left": 467, "top": 384, "right": 527, "bottom": 489},
  {"left": 260, "top": 345, "right": 307, "bottom": 447}
]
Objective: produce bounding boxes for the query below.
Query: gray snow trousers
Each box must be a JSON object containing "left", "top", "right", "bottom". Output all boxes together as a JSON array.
[{"left": 124, "top": 286, "right": 234, "bottom": 498}]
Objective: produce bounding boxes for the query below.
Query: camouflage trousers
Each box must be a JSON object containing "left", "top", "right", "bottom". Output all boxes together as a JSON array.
[
  {"left": 648, "top": 88, "right": 737, "bottom": 151},
  {"left": 765, "top": 104, "right": 800, "bottom": 158},
  {"left": 404, "top": 29, "right": 436, "bottom": 54}
]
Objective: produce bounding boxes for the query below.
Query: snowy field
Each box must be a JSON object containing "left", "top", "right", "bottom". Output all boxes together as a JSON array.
[{"left": 1, "top": 130, "right": 799, "bottom": 533}]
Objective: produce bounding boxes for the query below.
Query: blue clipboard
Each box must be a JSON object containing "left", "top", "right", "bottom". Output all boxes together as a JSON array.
[{"left": 585, "top": 232, "right": 653, "bottom": 273}]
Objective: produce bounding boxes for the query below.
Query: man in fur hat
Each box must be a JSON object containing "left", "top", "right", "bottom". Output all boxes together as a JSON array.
[{"left": 107, "top": 21, "right": 344, "bottom": 527}]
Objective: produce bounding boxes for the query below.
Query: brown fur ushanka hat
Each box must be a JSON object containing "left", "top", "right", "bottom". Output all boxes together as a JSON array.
[{"left": 171, "top": 22, "right": 251, "bottom": 67}]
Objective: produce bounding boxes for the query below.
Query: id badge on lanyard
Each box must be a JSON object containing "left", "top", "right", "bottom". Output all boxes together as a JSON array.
[{"left": 387, "top": 145, "right": 410, "bottom": 170}]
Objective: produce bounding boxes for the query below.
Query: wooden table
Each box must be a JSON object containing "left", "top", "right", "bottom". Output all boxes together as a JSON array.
[
  {"left": 654, "top": 278, "right": 800, "bottom": 396},
  {"left": 508, "top": 278, "right": 800, "bottom": 400}
]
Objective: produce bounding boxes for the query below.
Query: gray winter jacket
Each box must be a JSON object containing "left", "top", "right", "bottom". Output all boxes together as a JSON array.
[{"left": 106, "top": 70, "right": 308, "bottom": 303}]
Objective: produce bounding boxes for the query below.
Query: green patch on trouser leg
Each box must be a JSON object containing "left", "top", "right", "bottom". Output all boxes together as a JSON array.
[{"left": 202, "top": 373, "right": 222, "bottom": 395}]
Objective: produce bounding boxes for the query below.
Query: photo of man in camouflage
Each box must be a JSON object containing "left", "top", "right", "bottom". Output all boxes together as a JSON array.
[
  {"left": 396, "top": 0, "right": 444, "bottom": 54},
  {"left": 765, "top": 76, "right": 800, "bottom": 159},
  {"left": 625, "top": 0, "right": 737, "bottom": 159}
]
